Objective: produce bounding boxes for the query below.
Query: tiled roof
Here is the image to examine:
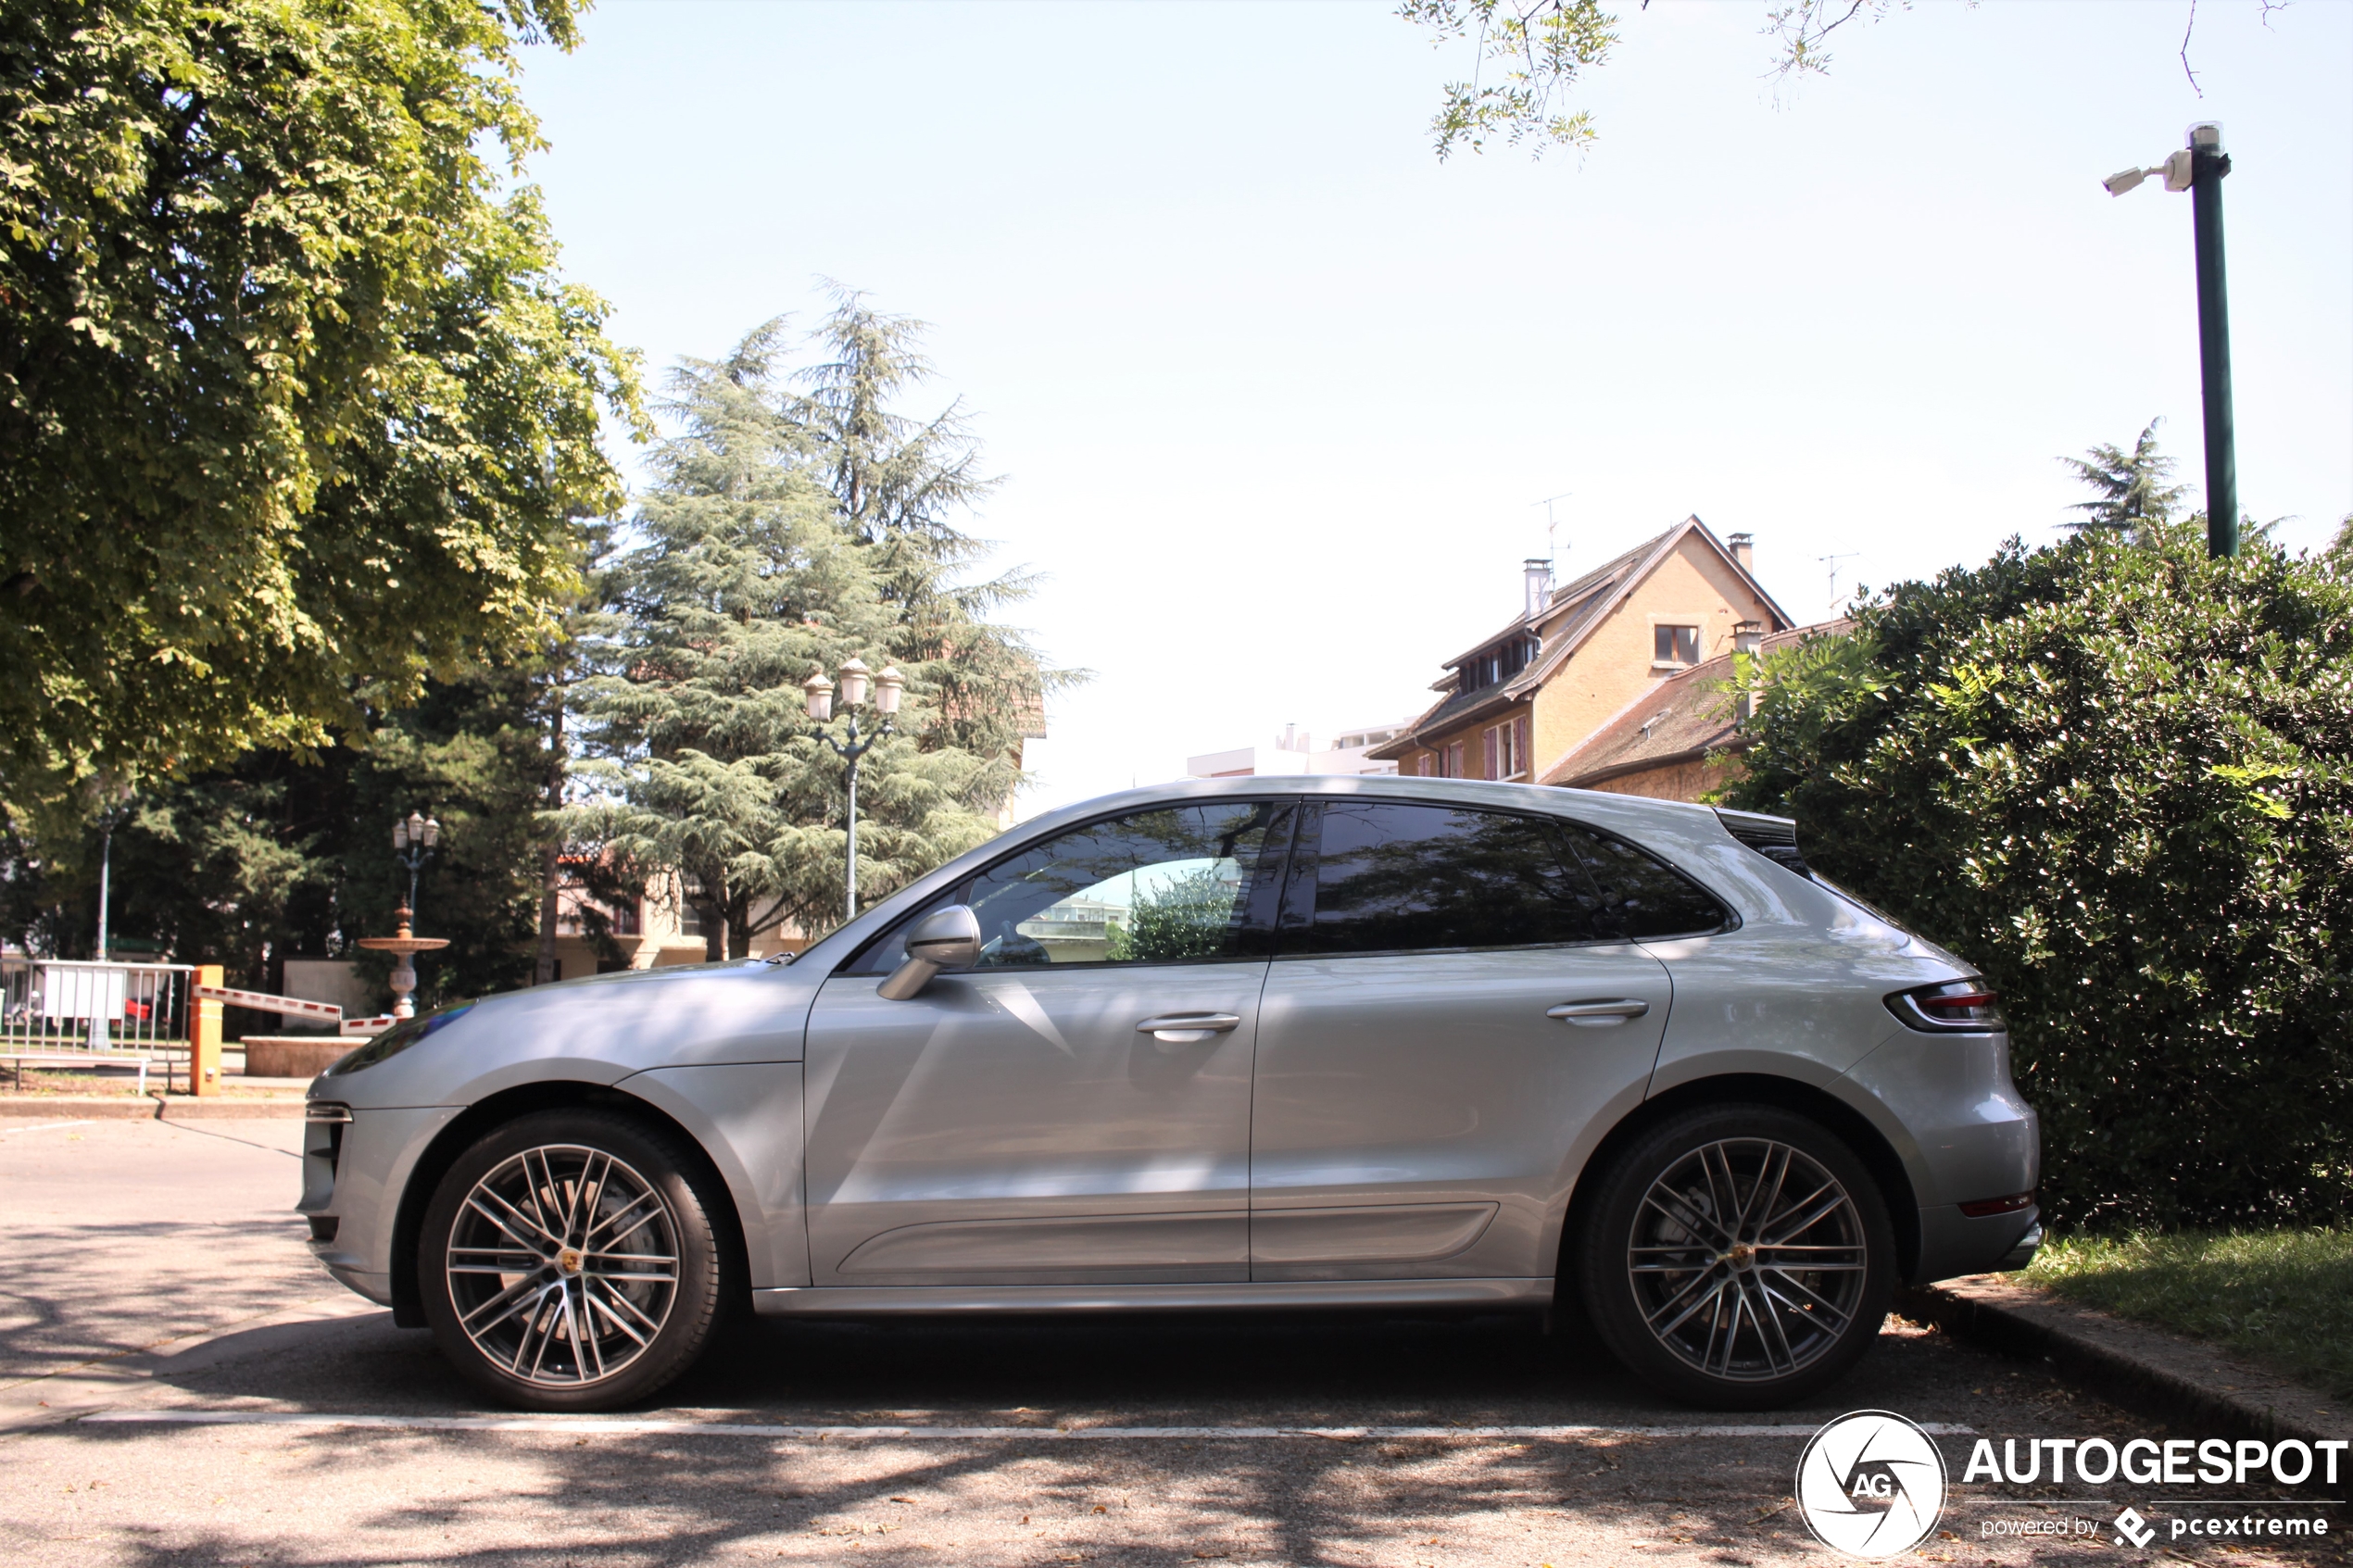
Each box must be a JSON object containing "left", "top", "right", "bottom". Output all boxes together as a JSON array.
[
  {"left": 1431, "top": 528, "right": 1671, "bottom": 671},
  {"left": 1542, "top": 620, "right": 1853, "bottom": 787},
  {"left": 1371, "top": 517, "right": 1794, "bottom": 761}
]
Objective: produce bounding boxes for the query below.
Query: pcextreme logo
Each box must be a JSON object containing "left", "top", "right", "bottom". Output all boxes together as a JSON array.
[{"left": 1796, "top": 1411, "right": 1950, "bottom": 1558}]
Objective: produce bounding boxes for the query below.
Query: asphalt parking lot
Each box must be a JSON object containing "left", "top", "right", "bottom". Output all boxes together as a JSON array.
[{"left": 1, "top": 1116, "right": 2341, "bottom": 1567}]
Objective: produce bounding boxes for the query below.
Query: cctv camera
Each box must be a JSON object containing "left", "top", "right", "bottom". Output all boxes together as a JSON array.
[{"left": 2102, "top": 167, "right": 2147, "bottom": 197}]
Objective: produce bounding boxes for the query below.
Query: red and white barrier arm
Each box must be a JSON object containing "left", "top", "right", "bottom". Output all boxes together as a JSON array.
[{"left": 192, "top": 985, "right": 343, "bottom": 1025}]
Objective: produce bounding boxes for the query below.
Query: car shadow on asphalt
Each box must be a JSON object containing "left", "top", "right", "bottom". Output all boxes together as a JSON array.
[{"left": 44, "top": 1315, "right": 2288, "bottom": 1568}]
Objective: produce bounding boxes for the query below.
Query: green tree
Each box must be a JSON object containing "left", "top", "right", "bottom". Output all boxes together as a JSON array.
[
  {"left": 2058, "top": 418, "right": 2192, "bottom": 536},
  {"left": 564, "top": 306, "right": 1063, "bottom": 958},
  {"left": 1119, "top": 867, "right": 1240, "bottom": 962},
  {"left": 0, "top": 661, "right": 558, "bottom": 1019},
  {"left": 2324, "top": 513, "right": 2353, "bottom": 576},
  {"left": 785, "top": 287, "right": 1056, "bottom": 763},
  {"left": 0, "top": 0, "right": 639, "bottom": 806},
  {"left": 1400, "top": 3, "right": 2287, "bottom": 157},
  {"left": 1725, "top": 527, "right": 2353, "bottom": 1228},
  {"left": 1401, "top": 0, "right": 1915, "bottom": 157}
]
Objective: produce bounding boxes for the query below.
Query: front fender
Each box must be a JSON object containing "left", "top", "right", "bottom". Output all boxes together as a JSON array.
[{"left": 618, "top": 1063, "right": 810, "bottom": 1290}]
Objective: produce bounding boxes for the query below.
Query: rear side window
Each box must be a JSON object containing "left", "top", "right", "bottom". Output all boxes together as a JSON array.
[
  {"left": 1281, "top": 801, "right": 1612, "bottom": 955},
  {"left": 1558, "top": 824, "right": 1731, "bottom": 940}
]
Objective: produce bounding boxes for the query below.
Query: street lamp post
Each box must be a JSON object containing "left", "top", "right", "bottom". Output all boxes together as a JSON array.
[
  {"left": 90, "top": 783, "right": 133, "bottom": 963},
  {"left": 392, "top": 810, "right": 441, "bottom": 918},
  {"left": 2104, "top": 120, "right": 2237, "bottom": 558},
  {"left": 803, "top": 659, "right": 904, "bottom": 922},
  {"left": 358, "top": 811, "right": 449, "bottom": 1020}
]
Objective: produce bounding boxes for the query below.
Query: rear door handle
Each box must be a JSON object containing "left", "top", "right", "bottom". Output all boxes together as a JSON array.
[
  {"left": 1137, "top": 1012, "right": 1242, "bottom": 1043},
  {"left": 1547, "top": 999, "right": 1651, "bottom": 1027}
]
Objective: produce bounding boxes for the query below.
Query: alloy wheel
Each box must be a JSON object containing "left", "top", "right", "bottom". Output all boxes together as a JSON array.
[
  {"left": 445, "top": 1143, "right": 681, "bottom": 1387},
  {"left": 1624, "top": 1136, "right": 1869, "bottom": 1383}
]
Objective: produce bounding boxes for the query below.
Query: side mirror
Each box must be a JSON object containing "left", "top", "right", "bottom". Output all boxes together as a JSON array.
[{"left": 876, "top": 905, "right": 984, "bottom": 1000}]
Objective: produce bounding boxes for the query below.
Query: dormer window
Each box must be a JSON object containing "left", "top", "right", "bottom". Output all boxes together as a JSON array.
[{"left": 1654, "top": 625, "right": 1699, "bottom": 666}]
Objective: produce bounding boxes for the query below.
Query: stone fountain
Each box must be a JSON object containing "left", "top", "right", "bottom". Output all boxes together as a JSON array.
[{"left": 357, "top": 903, "right": 450, "bottom": 1020}]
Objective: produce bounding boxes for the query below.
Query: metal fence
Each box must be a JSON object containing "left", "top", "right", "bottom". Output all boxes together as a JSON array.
[{"left": 0, "top": 956, "right": 196, "bottom": 1054}]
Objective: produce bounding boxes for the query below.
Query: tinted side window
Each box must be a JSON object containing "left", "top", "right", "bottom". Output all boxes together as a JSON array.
[
  {"left": 1285, "top": 802, "right": 1611, "bottom": 956},
  {"left": 1559, "top": 824, "right": 1730, "bottom": 939},
  {"left": 845, "top": 801, "right": 1294, "bottom": 973}
]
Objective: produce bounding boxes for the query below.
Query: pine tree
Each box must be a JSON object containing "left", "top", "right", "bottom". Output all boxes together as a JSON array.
[
  {"left": 565, "top": 307, "right": 1060, "bottom": 957},
  {"left": 2058, "top": 418, "right": 2192, "bottom": 536},
  {"left": 786, "top": 287, "right": 1060, "bottom": 762}
]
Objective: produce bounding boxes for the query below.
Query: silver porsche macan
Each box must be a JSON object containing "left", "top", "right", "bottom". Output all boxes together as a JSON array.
[{"left": 300, "top": 775, "right": 2040, "bottom": 1411}]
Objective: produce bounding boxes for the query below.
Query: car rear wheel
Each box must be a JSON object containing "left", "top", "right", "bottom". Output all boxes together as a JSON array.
[
  {"left": 420, "top": 1110, "right": 724, "bottom": 1411},
  {"left": 1576, "top": 1105, "right": 1894, "bottom": 1409}
]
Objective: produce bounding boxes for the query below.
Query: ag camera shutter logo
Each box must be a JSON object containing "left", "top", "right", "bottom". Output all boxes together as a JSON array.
[{"left": 1795, "top": 1411, "right": 1949, "bottom": 1558}]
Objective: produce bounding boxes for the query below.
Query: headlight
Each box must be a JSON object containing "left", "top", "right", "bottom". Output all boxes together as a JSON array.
[{"left": 322, "top": 1000, "right": 475, "bottom": 1076}]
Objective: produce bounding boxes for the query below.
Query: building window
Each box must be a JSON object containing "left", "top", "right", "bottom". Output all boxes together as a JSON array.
[
  {"left": 1655, "top": 625, "right": 1700, "bottom": 665},
  {"left": 1444, "top": 741, "right": 1466, "bottom": 778},
  {"left": 1480, "top": 720, "right": 1524, "bottom": 781},
  {"left": 1416, "top": 754, "right": 1435, "bottom": 777},
  {"left": 1484, "top": 719, "right": 1522, "bottom": 780}
]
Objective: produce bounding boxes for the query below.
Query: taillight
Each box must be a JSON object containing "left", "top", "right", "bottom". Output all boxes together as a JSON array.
[
  {"left": 1957, "top": 1192, "right": 2035, "bottom": 1218},
  {"left": 1887, "top": 979, "right": 2006, "bottom": 1033}
]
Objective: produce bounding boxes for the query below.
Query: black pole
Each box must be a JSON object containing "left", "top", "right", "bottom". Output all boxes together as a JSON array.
[{"left": 2188, "top": 122, "right": 2236, "bottom": 558}]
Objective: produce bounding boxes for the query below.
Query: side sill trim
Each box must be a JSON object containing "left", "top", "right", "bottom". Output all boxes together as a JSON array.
[{"left": 750, "top": 1278, "right": 1552, "bottom": 1316}]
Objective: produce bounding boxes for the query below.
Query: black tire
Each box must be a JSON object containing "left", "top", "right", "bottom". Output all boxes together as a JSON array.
[
  {"left": 1575, "top": 1104, "right": 1894, "bottom": 1410},
  {"left": 420, "top": 1109, "right": 725, "bottom": 1411}
]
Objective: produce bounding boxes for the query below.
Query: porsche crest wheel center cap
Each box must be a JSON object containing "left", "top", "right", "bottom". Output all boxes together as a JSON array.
[{"left": 557, "top": 1248, "right": 584, "bottom": 1275}]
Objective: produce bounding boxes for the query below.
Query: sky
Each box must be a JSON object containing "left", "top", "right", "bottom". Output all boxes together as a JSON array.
[{"left": 514, "top": 0, "right": 2353, "bottom": 816}]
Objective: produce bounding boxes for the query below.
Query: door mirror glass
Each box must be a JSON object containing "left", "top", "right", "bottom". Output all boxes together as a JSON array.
[{"left": 877, "top": 905, "right": 984, "bottom": 1000}]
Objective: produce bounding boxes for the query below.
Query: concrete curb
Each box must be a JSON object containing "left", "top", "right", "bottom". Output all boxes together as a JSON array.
[
  {"left": 1900, "top": 1274, "right": 2345, "bottom": 1444},
  {"left": 0, "top": 1094, "right": 305, "bottom": 1121}
]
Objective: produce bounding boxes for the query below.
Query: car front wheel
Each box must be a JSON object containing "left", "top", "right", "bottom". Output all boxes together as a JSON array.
[
  {"left": 1577, "top": 1105, "right": 1895, "bottom": 1409},
  {"left": 420, "top": 1109, "right": 725, "bottom": 1411}
]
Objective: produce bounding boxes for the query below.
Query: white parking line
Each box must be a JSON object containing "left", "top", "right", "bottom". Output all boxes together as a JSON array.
[
  {"left": 80, "top": 1411, "right": 1976, "bottom": 1440},
  {"left": 0, "top": 1120, "right": 92, "bottom": 1135}
]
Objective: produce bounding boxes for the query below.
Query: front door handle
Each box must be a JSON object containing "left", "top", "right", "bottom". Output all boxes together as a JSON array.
[
  {"left": 1547, "top": 998, "right": 1651, "bottom": 1027},
  {"left": 1137, "top": 1012, "right": 1242, "bottom": 1043}
]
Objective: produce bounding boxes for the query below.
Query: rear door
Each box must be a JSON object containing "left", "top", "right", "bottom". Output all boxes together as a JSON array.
[{"left": 1248, "top": 800, "right": 1687, "bottom": 1282}]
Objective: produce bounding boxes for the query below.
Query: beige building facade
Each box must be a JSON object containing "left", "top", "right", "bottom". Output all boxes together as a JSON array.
[
  {"left": 1543, "top": 620, "right": 1851, "bottom": 801},
  {"left": 1370, "top": 519, "right": 1792, "bottom": 785},
  {"left": 546, "top": 865, "right": 806, "bottom": 980}
]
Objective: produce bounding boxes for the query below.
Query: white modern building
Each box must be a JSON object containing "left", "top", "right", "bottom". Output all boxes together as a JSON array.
[{"left": 1184, "top": 721, "right": 1411, "bottom": 781}]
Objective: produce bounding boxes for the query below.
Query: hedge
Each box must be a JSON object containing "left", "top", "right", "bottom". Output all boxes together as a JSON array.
[{"left": 1726, "top": 528, "right": 2353, "bottom": 1227}]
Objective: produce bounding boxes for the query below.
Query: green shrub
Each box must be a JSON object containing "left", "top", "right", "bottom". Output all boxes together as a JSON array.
[{"left": 1726, "top": 528, "right": 2353, "bottom": 1227}]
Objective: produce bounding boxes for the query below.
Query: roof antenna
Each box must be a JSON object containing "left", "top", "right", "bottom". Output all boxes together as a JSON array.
[
  {"left": 1818, "top": 551, "right": 1860, "bottom": 609},
  {"left": 1532, "top": 492, "right": 1573, "bottom": 569}
]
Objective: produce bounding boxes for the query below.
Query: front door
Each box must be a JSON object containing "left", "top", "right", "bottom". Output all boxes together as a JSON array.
[
  {"left": 1249, "top": 799, "right": 1682, "bottom": 1282},
  {"left": 803, "top": 800, "right": 1295, "bottom": 1286}
]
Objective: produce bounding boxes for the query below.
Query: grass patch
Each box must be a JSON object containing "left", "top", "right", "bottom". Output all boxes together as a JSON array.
[{"left": 2023, "top": 1229, "right": 2353, "bottom": 1399}]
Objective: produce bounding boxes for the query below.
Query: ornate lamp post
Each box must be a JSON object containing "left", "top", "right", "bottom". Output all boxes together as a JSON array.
[
  {"left": 358, "top": 810, "right": 448, "bottom": 1020},
  {"left": 392, "top": 810, "right": 440, "bottom": 914},
  {"left": 804, "top": 659, "right": 904, "bottom": 922}
]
